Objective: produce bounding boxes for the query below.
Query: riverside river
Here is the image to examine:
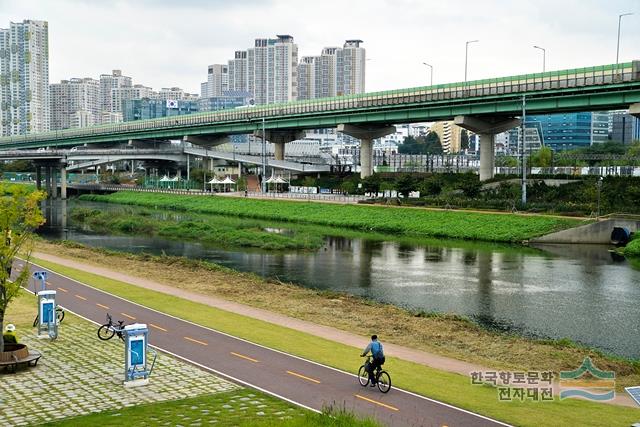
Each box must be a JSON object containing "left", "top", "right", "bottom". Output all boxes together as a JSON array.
[{"left": 40, "top": 200, "right": 640, "bottom": 359}]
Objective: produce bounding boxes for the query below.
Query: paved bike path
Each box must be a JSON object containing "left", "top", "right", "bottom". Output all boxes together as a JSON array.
[{"left": 15, "top": 260, "right": 509, "bottom": 427}]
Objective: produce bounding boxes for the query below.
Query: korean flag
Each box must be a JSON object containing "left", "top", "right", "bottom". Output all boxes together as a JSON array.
[{"left": 166, "top": 99, "right": 179, "bottom": 109}]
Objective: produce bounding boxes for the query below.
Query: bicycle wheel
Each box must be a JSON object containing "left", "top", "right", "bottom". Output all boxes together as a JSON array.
[
  {"left": 57, "top": 309, "right": 65, "bottom": 324},
  {"left": 97, "top": 324, "right": 115, "bottom": 341},
  {"left": 377, "top": 371, "right": 391, "bottom": 393},
  {"left": 357, "top": 365, "right": 369, "bottom": 386}
]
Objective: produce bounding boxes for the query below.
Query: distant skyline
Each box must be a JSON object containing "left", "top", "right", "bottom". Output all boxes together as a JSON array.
[{"left": 1, "top": 0, "right": 639, "bottom": 94}]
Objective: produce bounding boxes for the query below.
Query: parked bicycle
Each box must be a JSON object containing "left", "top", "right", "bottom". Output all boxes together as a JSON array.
[
  {"left": 32, "top": 307, "right": 65, "bottom": 328},
  {"left": 97, "top": 313, "right": 126, "bottom": 342},
  {"left": 358, "top": 355, "right": 391, "bottom": 393}
]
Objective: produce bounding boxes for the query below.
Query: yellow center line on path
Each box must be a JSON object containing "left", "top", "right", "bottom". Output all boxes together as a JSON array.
[
  {"left": 286, "top": 370, "right": 321, "bottom": 384},
  {"left": 96, "top": 303, "right": 110, "bottom": 310},
  {"left": 230, "top": 352, "right": 259, "bottom": 363},
  {"left": 57, "top": 287, "right": 68, "bottom": 293},
  {"left": 184, "top": 336, "right": 208, "bottom": 346},
  {"left": 74, "top": 294, "right": 87, "bottom": 301},
  {"left": 355, "top": 394, "right": 399, "bottom": 412},
  {"left": 120, "top": 312, "right": 136, "bottom": 320},
  {"left": 150, "top": 323, "right": 167, "bottom": 332}
]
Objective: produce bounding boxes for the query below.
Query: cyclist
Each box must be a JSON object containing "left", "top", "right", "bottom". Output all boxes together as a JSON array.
[{"left": 361, "top": 334, "right": 385, "bottom": 385}]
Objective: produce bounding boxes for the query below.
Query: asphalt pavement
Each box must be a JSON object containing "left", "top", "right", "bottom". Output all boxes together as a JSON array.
[{"left": 14, "top": 259, "right": 509, "bottom": 427}]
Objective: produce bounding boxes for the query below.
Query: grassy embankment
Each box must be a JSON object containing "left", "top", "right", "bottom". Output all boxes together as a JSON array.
[
  {"left": 624, "top": 235, "right": 640, "bottom": 258},
  {"left": 28, "top": 242, "right": 640, "bottom": 426},
  {"left": 70, "top": 206, "right": 324, "bottom": 251},
  {"left": 4, "top": 290, "right": 378, "bottom": 427},
  {"left": 78, "top": 192, "right": 583, "bottom": 243}
]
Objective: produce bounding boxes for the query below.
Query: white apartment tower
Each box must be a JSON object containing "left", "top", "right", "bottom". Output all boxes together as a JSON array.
[
  {"left": 297, "top": 40, "right": 366, "bottom": 100},
  {"left": 111, "top": 84, "right": 154, "bottom": 113},
  {"left": 201, "top": 64, "right": 228, "bottom": 98},
  {"left": 49, "top": 77, "right": 100, "bottom": 130},
  {"left": 0, "top": 19, "right": 50, "bottom": 136},
  {"left": 247, "top": 35, "right": 298, "bottom": 104},
  {"left": 99, "top": 70, "right": 132, "bottom": 114},
  {"left": 337, "top": 39, "right": 365, "bottom": 96},
  {"left": 228, "top": 51, "right": 248, "bottom": 92}
]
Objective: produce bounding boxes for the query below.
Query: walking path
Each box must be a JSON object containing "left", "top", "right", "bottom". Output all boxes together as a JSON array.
[
  {"left": 30, "top": 251, "right": 635, "bottom": 408},
  {"left": 15, "top": 256, "right": 506, "bottom": 427}
]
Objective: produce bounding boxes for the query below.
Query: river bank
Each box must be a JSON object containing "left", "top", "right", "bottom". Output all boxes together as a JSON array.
[
  {"left": 33, "top": 240, "right": 640, "bottom": 391},
  {"left": 78, "top": 192, "right": 583, "bottom": 243}
]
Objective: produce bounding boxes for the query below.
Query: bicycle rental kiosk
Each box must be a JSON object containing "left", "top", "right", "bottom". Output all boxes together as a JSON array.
[
  {"left": 37, "top": 290, "right": 58, "bottom": 339},
  {"left": 123, "top": 323, "right": 156, "bottom": 387},
  {"left": 33, "top": 271, "right": 58, "bottom": 339}
]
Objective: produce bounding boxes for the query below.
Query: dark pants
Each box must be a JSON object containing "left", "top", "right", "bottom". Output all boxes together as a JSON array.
[{"left": 367, "top": 356, "right": 385, "bottom": 383}]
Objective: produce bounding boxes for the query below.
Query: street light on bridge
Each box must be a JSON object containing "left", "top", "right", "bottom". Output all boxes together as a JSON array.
[
  {"left": 533, "top": 45, "right": 546, "bottom": 73},
  {"left": 464, "top": 40, "right": 479, "bottom": 84},
  {"left": 616, "top": 12, "right": 634, "bottom": 66},
  {"left": 422, "top": 62, "right": 433, "bottom": 86}
]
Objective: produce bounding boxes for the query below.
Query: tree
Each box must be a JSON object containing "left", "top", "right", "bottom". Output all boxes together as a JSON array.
[
  {"left": 395, "top": 174, "right": 416, "bottom": 198},
  {"left": 530, "top": 146, "right": 553, "bottom": 167},
  {"left": 0, "top": 185, "right": 45, "bottom": 353},
  {"left": 361, "top": 174, "right": 382, "bottom": 194}
]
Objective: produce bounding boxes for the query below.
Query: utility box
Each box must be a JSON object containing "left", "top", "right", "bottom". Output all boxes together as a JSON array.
[
  {"left": 37, "top": 290, "right": 58, "bottom": 339},
  {"left": 123, "top": 323, "right": 154, "bottom": 387}
]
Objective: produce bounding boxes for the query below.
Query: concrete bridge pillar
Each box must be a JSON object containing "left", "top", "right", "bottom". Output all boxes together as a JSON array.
[
  {"left": 254, "top": 130, "right": 305, "bottom": 161},
  {"left": 50, "top": 167, "right": 58, "bottom": 199},
  {"left": 35, "top": 166, "right": 42, "bottom": 191},
  {"left": 454, "top": 115, "right": 520, "bottom": 181},
  {"left": 60, "top": 167, "right": 67, "bottom": 200},
  {"left": 337, "top": 124, "right": 396, "bottom": 178},
  {"left": 631, "top": 103, "right": 640, "bottom": 119}
]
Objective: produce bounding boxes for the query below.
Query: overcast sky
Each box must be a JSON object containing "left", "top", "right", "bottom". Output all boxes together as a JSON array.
[{"left": 1, "top": 0, "right": 639, "bottom": 94}]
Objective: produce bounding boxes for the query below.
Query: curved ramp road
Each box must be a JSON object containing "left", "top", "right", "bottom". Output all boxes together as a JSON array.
[{"left": 14, "top": 260, "right": 509, "bottom": 427}]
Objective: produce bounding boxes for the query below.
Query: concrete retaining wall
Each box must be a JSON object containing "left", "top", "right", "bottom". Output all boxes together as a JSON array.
[{"left": 530, "top": 218, "right": 640, "bottom": 244}]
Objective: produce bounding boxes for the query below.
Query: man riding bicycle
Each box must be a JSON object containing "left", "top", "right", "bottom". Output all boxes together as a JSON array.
[{"left": 361, "top": 334, "right": 385, "bottom": 385}]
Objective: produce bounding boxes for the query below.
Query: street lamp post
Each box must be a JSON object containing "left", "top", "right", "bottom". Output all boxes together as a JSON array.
[
  {"left": 597, "top": 176, "right": 603, "bottom": 219},
  {"left": 422, "top": 62, "right": 433, "bottom": 86},
  {"left": 261, "top": 117, "right": 266, "bottom": 193},
  {"left": 464, "top": 40, "right": 479, "bottom": 84},
  {"left": 616, "top": 13, "right": 634, "bottom": 66},
  {"left": 533, "top": 45, "right": 546, "bottom": 72}
]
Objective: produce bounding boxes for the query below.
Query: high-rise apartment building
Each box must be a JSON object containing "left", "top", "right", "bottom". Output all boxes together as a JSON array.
[
  {"left": 246, "top": 35, "right": 298, "bottom": 104},
  {"left": 200, "top": 64, "right": 229, "bottom": 98},
  {"left": 228, "top": 51, "right": 248, "bottom": 92},
  {"left": 99, "top": 70, "right": 132, "bottom": 114},
  {"left": 297, "top": 40, "right": 366, "bottom": 100},
  {"left": 0, "top": 19, "right": 50, "bottom": 136},
  {"left": 428, "top": 121, "right": 464, "bottom": 154},
  {"left": 50, "top": 77, "right": 100, "bottom": 130},
  {"left": 337, "top": 40, "right": 365, "bottom": 96},
  {"left": 111, "top": 84, "right": 154, "bottom": 114}
]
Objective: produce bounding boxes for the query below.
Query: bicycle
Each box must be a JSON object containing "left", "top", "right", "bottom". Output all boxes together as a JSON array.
[
  {"left": 32, "top": 307, "right": 65, "bottom": 328},
  {"left": 358, "top": 355, "right": 391, "bottom": 393},
  {"left": 97, "top": 313, "right": 127, "bottom": 342}
]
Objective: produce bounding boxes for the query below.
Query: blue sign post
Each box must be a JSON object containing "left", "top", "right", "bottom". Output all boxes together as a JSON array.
[{"left": 123, "top": 323, "right": 156, "bottom": 387}]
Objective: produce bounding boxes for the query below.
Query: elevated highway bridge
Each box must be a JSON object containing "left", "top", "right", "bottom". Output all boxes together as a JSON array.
[{"left": 2, "top": 60, "right": 639, "bottom": 183}]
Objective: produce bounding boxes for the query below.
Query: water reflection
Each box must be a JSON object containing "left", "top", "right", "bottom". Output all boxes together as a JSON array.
[{"left": 38, "top": 200, "right": 640, "bottom": 358}]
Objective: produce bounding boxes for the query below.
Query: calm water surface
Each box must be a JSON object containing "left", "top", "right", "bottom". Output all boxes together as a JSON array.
[{"left": 39, "top": 200, "right": 640, "bottom": 358}]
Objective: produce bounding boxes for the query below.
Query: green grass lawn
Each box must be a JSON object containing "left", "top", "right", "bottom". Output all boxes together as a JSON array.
[
  {"left": 79, "top": 192, "right": 582, "bottom": 242},
  {"left": 31, "top": 257, "right": 640, "bottom": 427}
]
